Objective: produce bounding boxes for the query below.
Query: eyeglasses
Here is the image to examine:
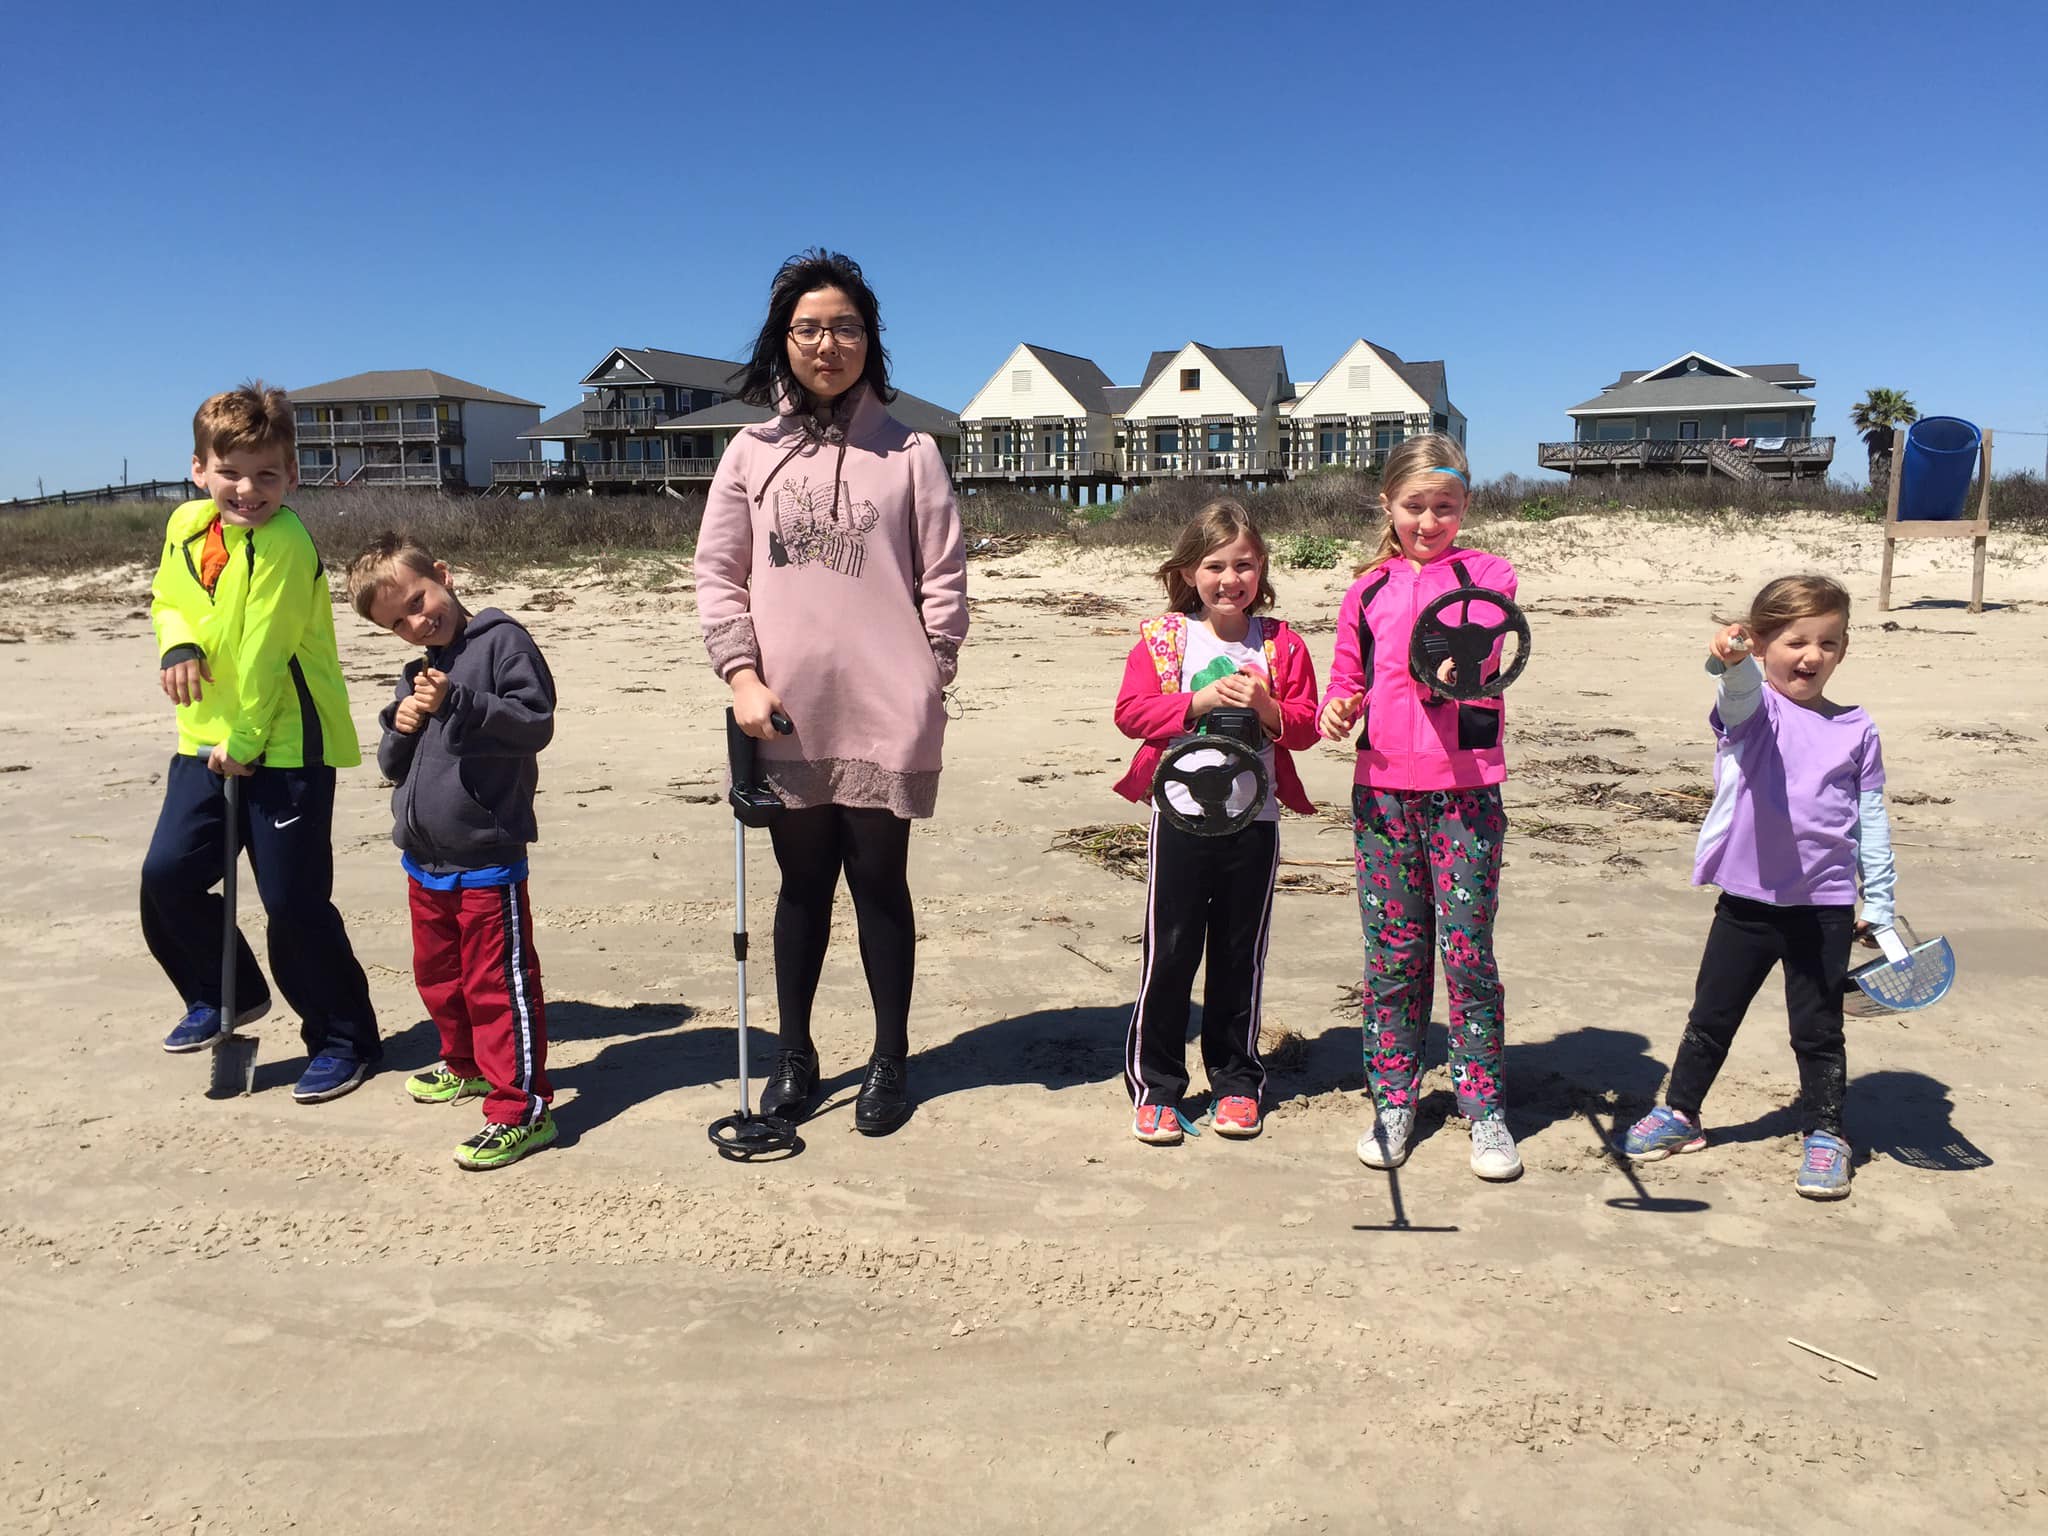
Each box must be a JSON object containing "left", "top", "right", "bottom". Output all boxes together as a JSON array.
[{"left": 787, "top": 321, "right": 867, "bottom": 349}]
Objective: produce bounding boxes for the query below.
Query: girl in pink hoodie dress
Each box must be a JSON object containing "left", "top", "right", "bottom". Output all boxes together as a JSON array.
[
  {"left": 695, "top": 250, "right": 967, "bottom": 1136},
  {"left": 1320, "top": 435, "right": 1523, "bottom": 1182}
]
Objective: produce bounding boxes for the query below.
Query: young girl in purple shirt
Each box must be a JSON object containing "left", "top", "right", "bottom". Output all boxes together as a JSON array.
[{"left": 1625, "top": 575, "right": 1896, "bottom": 1199}]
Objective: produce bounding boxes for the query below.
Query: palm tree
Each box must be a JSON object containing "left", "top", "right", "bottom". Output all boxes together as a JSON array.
[{"left": 1850, "top": 388, "right": 1920, "bottom": 494}]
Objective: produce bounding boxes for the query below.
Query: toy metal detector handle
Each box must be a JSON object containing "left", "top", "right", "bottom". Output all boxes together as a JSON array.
[
  {"left": 726, "top": 708, "right": 792, "bottom": 828},
  {"left": 1150, "top": 706, "right": 1269, "bottom": 838},
  {"left": 1409, "top": 586, "right": 1531, "bottom": 701}
]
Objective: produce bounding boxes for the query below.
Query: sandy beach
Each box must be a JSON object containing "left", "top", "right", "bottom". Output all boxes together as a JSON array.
[{"left": 2, "top": 511, "right": 2043, "bottom": 1533}]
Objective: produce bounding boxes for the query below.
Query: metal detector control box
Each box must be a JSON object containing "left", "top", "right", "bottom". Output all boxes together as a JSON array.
[{"left": 726, "top": 709, "right": 790, "bottom": 829}]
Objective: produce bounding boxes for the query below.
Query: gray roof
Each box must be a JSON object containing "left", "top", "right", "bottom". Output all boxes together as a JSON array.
[
  {"left": 519, "top": 401, "right": 591, "bottom": 441},
  {"left": 1022, "top": 345, "right": 1115, "bottom": 414},
  {"left": 1612, "top": 360, "right": 1814, "bottom": 389},
  {"left": 581, "top": 347, "right": 747, "bottom": 392},
  {"left": 1102, "top": 385, "right": 1142, "bottom": 415},
  {"left": 1570, "top": 375, "right": 1821, "bottom": 415},
  {"left": 1134, "top": 345, "right": 1292, "bottom": 410},
  {"left": 656, "top": 388, "right": 959, "bottom": 438},
  {"left": 290, "top": 369, "right": 541, "bottom": 408}
]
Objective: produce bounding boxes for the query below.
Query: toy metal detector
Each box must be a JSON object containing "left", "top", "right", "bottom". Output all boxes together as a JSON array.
[
  {"left": 207, "top": 773, "right": 259, "bottom": 1099},
  {"left": 1150, "top": 705, "right": 1270, "bottom": 837},
  {"left": 707, "top": 707, "right": 802, "bottom": 1160},
  {"left": 1410, "top": 586, "right": 1531, "bottom": 700},
  {"left": 1845, "top": 918, "right": 1956, "bottom": 1019},
  {"left": 1352, "top": 1164, "right": 1458, "bottom": 1234}
]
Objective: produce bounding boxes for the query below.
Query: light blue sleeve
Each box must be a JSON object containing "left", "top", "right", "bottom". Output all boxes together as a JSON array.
[
  {"left": 1855, "top": 788, "right": 1896, "bottom": 928},
  {"left": 1712, "top": 654, "right": 1765, "bottom": 727}
]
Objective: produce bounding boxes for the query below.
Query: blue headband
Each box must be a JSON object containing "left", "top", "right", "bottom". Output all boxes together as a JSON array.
[{"left": 1423, "top": 466, "right": 1469, "bottom": 484}]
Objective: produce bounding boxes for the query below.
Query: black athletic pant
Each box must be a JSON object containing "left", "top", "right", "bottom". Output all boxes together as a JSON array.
[
  {"left": 139, "top": 753, "right": 381, "bottom": 1063},
  {"left": 1667, "top": 893, "right": 1852, "bottom": 1137},
  {"left": 767, "top": 805, "right": 914, "bottom": 1061},
  {"left": 1124, "top": 815, "right": 1279, "bottom": 1106}
]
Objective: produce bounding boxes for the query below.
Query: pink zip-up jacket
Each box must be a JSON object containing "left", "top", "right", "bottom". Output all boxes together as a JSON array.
[
  {"left": 695, "top": 384, "right": 968, "bottom": 818},
  {"left": 1322, "top": 548, "right": 1518, "bottom": 791},
  {"left": 1113, "top": 613, "right": 1321, "bottom": 815}
]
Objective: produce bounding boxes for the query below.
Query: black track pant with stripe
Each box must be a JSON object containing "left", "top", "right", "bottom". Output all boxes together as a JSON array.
[
  {"left": 1124, "top": 815, "right": 1279, "bottom": 1106},
  {"left": 140, "top": 753, "right": 381, "bottom": 1062},
  {"left": 408, "top": 877, "right": 550, "bottom": 1125}
]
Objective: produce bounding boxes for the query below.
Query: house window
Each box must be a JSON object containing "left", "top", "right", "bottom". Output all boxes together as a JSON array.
[
  {"left": 1375, "top": 421, "right": 1404, "bottom": 453},
  {"left": 1318, "top": 426, "right": 1346, "bottom": 463},
  {"left": 1180, "top": 368, "right": 1200, "bottom": 391},
  {"left": 295, "top": 408, "right": 313, "bottom": 425},
  {"left": 1432, "top": 414, "right": 1448, "bottom": 434},
  {"left": 1743, "top": 414, "right": 1787, "bottom": 438},
  {"left": 1348, "top": 365, "right": 1371, "bottom": 389},
  {"left": 1012, "top": 369, "right": 1032, "bottom": 393},
  {"left": 1206, "top": 424, "right": 1234, "bottom": 453},
  {"left": 414, "top": 404, "right": 434, "bottom": 420},
  {"left": 1154, "top": 426, "right": 1180, "bottom": 454},
  {"left": 1595, "top": 420, "right": 1635, "bottom": 442},
  {"left": 1678, "top": 420, "right": 1700, "bottom": 441},
  {"left": 299, "top": 448, "right": 333, "bottom": 469}
]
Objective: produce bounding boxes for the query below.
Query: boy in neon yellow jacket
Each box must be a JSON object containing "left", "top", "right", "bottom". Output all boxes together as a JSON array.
[{"left": 142, "top": 383, "right": 381, "bottom": 1101}]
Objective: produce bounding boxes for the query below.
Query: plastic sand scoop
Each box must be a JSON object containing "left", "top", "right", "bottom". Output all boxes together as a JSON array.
[{"left": 1845, "top": 918, "right": 1956, "bottom": 1019}]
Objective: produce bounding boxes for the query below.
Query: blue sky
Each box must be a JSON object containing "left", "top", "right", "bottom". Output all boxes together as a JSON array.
[{"left": 4, "top": 0, "right": 2043, "bottom": 499}]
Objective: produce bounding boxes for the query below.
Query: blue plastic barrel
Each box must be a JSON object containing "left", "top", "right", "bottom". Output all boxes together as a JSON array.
[{"left": 1896, "top": 416, "right": 1981, "bottom": 521}]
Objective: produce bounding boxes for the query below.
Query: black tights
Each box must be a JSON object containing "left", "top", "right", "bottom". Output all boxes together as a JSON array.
[{"left": 767, "top": 805, "right": 914, "bottom": 1060}]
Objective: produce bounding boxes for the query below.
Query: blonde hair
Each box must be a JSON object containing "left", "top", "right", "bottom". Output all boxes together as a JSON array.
[
  {"left": 346, "top": 530, "right": 442, "bottom": 620},
  {"left": 193, "top": 381, "right": 295, "bottom": 464},
  {"left": 1732, "top": 573, "right": 1852, "bottom": 647},
  {"left": 1359, "top": 433, "right": 1471, "bottom": 572},
  {"left": 1156, "top": 497, "right": 1275, "bottom": 616}
]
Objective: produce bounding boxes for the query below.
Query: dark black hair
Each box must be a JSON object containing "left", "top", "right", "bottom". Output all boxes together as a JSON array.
[{"left": 735, "top": 248, "right": 895, "bottom": 414}]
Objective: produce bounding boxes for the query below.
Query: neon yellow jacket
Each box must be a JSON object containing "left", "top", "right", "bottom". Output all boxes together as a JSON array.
[{"left": 150, "top": 500, "right": 360, "bottom": 768}]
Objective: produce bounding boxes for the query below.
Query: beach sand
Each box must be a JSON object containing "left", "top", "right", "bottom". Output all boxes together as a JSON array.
[{"left": 2, "top": 512, "right": 2043, "bottom": 1532}]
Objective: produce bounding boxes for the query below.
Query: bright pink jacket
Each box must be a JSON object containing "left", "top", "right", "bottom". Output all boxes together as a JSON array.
[
  {"left": 1322, "top": 548, "right": 1518, "bottom": 791},
  {"left": 1113, "top": 613, "right": 1321, "bottom": 815}
]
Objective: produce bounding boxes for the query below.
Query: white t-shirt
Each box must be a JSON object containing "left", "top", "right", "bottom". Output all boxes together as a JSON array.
[{"left": 1161, "top": 617, "right": 1278, "bottom": 825}]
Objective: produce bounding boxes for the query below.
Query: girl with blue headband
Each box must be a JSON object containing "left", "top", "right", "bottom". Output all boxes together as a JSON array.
[{"left": 1319, "top": 434, "right": 1525, "bottom": 1181}]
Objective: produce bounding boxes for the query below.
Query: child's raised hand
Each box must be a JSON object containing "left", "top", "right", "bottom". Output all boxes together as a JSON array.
[
  {"left": 1320, "top": 693, "right": 1364, "bottom": 742},
  {"left": 160, "top": 656, "right": 211, "bottom": 707},
  {"left": 412, "top": 666, "right": 450, "bottom": 714},
  {"left": 394, "top": 695, "right": 429, "bottom": 735},
  {"left": 1709, "top": 624, "right": 1752, "bottom": 666}
]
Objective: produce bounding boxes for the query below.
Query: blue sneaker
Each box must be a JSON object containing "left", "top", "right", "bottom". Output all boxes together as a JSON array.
[
  {"left": 293, "top": 1052, "right": 372, "bottom": 1103},
  {"left": 1623, "top": 1105, "right": 1707, "bottom": 1161},
  {"left": 162, "top": 998, "right": 271, "bottom": 1054},
  {"left": 1796, "top": 1131, "right": 1852, "bottom": 1200}
]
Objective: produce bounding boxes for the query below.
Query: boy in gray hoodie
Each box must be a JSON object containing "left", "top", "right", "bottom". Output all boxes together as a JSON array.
[{"left": 347, "top": 533, "right": 559, "bottom": 1170}]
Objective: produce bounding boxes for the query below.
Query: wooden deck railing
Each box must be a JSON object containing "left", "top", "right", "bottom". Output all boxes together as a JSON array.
[
  {"left": 955, "top": 451, "right": 1119, "bottom": 477},
  {"left": 296, "top": 419, "right": 453, "bottom": 444},
  {"left": 1538, "top": 437, "right": 1835, "bottom": 468}
]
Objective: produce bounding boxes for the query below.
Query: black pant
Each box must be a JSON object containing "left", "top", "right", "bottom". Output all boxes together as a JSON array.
[
  {"left": 139, "top": 754, "right": 381, "bottom": 1063},
  {"left": 1668, "top": 893, "right": 1851, "bottom": 1136},
  {"left": 767, "top": 805, "right": 914, "bottom": 1060},
  {"left": 1124, "top": 815, "right": 1279, "bottom": 1106}
]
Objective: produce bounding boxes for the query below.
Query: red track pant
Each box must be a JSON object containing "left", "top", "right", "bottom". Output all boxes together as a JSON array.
[{"left": 408, "top": 878, "right": 551, "bottom": 1126}]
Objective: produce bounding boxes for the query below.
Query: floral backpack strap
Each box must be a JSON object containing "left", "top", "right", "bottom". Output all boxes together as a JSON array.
[{"left": 1138, "top": 613, "right": 1186, "bottom": 694}]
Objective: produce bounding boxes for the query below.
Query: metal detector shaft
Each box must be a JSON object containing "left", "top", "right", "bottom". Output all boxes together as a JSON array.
[{"left": 733, "top": 818, "right": 753, "bottom": 1119}]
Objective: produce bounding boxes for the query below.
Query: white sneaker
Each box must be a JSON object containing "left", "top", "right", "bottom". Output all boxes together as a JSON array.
[
  {"left": 1357, "top": 1107, "right": 1415, "bottom": 1169},
  {"left": 1468, "top": 1116, "right": 1522, "bottom": 1181}
]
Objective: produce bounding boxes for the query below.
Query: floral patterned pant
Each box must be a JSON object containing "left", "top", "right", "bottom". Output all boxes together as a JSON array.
[{"left": 1353, "top": 784, "right": 1507, "bottom": 1122}]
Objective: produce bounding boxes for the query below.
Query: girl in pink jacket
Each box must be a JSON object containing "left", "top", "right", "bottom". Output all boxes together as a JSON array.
[
  {"left": 1113, "top": 499, "right": 1320, "bottom": 1144},
  {"left": 1319, "top": 436, "right": 1522, "bottom": 1181},
  {"left": 695, "top": 250, "right": 967, "bottom": 1137}
]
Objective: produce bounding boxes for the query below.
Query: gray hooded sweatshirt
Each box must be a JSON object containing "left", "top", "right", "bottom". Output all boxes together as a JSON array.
[{"left": 376, "top": 608, "right": 555, "bottom": 874}]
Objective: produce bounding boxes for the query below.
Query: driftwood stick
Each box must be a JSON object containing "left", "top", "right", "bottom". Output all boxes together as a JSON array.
[
  {"left": 1785, "top": 1337, "right": 1877, "bottom": 1379},
  {"left": 1059, "top": 942, "right": 1114, "bottom": 975}
]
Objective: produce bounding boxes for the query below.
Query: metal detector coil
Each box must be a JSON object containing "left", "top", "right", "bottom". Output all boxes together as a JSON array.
[
  {"left": 1151, "top": 705, "right": 1269, "bottom": 838},
  {"left": 709, "top": 706, "right": 800, "bottom": 1158},
  {"left": 1845, "top": 918, "right": 1956, "bottom": 1019},
  {"left": 1409, "top": 586, "right": 1531, "bottom": 701}
]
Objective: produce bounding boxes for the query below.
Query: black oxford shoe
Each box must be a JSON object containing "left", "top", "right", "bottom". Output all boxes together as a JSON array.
[
  {"left": 853, "top": 1053, "right": 910, "bottom": 1135},
  {"left": 759, "top": 1049, "right": 819, "bottom": 1121}
]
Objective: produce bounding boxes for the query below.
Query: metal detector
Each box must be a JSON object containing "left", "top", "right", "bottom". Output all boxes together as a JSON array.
[
  {"left": 1150, "top": 705, "right": 1270, "bottom": 837},
  {"left": 207, "top": 773, "right": 259, "bottom": 1098},
  {"left": 707, "top": 707, "right": 801, "bottom": 1160},
  {"left": 1409, "top": 586, "right": 1531, "bottom": 700}
]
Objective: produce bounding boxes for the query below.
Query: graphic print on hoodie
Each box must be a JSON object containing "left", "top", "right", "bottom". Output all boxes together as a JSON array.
[{"left": 767, "top": 474, "right": 882, "bottom": 577}]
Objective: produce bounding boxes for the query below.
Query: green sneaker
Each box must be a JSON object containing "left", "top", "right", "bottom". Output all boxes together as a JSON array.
[
  {"left": 406, "top": 1065, "right": 490, "bottom": 1104},
  {"left": 453, "top": 1112, "right": 557, "bottom": 1171}
]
